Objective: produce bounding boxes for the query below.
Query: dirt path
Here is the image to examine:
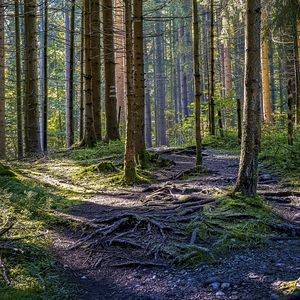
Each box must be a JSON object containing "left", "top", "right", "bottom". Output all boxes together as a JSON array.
[{"left": 26, "top": 149, "right": 300, "bottom": 299}]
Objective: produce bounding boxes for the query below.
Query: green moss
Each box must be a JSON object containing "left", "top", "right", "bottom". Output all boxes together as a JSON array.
[
  {"left": 274, "top": 278, "right": 300, "bottom": 296},
  {"left": 94, "top": 161, "right": 119, "bottom": 173},
  {"left": 0, "top": 163, "right": 16, "bottom": 177}
]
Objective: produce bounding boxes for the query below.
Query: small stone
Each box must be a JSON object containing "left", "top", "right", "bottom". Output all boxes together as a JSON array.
[
  {"left": 205, "top": 277, "right": 221, "bottom": 284},
  {"left": 81, "top": 276, "right": 87, "bottom": 280},
  {"left": 275, "top": 263, "right": 285, "bottom": 268},
  {"left": 152, "top": 275, "right": 157, "bottom": 279},
  {"left": 261, "top": 174, "right": 272, "bottom": 181},
  {"left": 221, "top": 282, "right": 230, "bottom": 289},
  {"left": 216, "top": 291, "right": 225, "bottom": 298},
  {"left": 210, "top": 282, "right": 221, "bottom": 290},
  {"left": 270, "top": 293, "right": 280, "bottom": 300},
  {"left": 293, "top": 213, "right": 300, "bottom": 223}
]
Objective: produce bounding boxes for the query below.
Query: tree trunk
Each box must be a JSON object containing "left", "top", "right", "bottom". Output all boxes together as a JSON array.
[
  {"left": 103, "top": 0, "right": 120, "bottom": 141},
  {"left": 79, "top": 7, "right": 84, "bottom": 141},
  {"left": 43, "top": 0, "right": 48, "bottom": 152},
  {"left": 91, "top": 0, "right": 101, "bottom": 140},
  {"left": 261, "top": 7, "right": 272, "bottom": 124},
  {"left": 114, "top": 0, "right": 126, "bottom": 121},
  {"left": 82, "top": 0, "right": 97, "bottom": 147},
  {"left": 209, "top": 0, "right": 215, "bottom": 135},
  {"left": 154, "top": 9, "right": 167, "bottom": 146},
  {"left": 294, "top": 19, "right": 300, "bottom": 125},
  {"left": 15, "top": 0, "right": 23, "bottom": 158},
  {"left": 124, "top": 0, "right": 136, "bottom": 183},
  {"left": 192, "top": 0, "right": 202, "bottom": 167},
  {"left": 24, "top": 0, "right": 41, "bottom": 155},
  {"left": 234, "top": 0, "right": 261, "bottom": 197},
  {"left": 0, "top": 0, "right": 5, "bottom": 158}
]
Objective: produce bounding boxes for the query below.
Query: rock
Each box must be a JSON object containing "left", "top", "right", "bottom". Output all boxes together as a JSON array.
[
  {"left": 221, "top": 282, "right": 230, "bottom": 289},
  {"left": 210, "top": 282, "right": 221, "bottom": 290},
  {"left": 81, "top": 276, "right": 87, "bottom": 280},
  {"left": 270, "top": 293, "right": 280, "bottom": 300},
  {"left": 205, "top": 277, "right": 221, "bottom": 285},
  {"left": 216, "top": 291, "right": 225, "bottom": 298},
  {"left": 293, "top": 213, "right": 300, "bottom": 223},
  {"left": 260, "top": 174, "right": 272, "bottom": 181}
]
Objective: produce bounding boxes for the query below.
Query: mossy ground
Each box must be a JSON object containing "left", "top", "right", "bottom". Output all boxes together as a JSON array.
[{"left": 0, "top": 173, "right": 76, "bottom": 299}]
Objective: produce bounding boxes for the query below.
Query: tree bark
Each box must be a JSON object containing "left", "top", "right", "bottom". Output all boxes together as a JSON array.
[
  {"left": 209, "top": 0, "right": 215, "bottom": 135},
  {"left": 234, "top": 0, "right": 261, "bottom": 197},
  {"left": 15, "top": 0, "right": 23, "bottom": 158},
  {"left": 82, "top": 0, "right": 97, "bottom": 147},
  {"left": 103, "top": 0, "right": 120, "bottom": 141},
  {"left": 261, "top": 7, "right": 272, "bottom": 124},
  {"left": 43, "top": 0, "right": 48, "bottom": 152},
  {"left": 0, "top": 0, "right": 5, "bottom": 158},
  {"left": 192, "top": 0, "right": 202, "bottom": 167},
  {"left": 124, "top": 0, "right": 136, "bottom": 183},
  {"left": 133, "top": 0, "right": 146, "bottom": 166},
  {"left": 91, "top": 0, "right": 101, "bottom": 140},
  {"left": 24, "top": 0, "right": 41, "bottom": 155}
]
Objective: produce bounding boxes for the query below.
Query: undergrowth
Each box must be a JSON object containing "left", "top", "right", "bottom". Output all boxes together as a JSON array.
[
  {"left": 182, "top": 194, "right": 281, "bottom": 265},
  {"left": 0, "top": 173, "right": 75, "bottom": 299}
]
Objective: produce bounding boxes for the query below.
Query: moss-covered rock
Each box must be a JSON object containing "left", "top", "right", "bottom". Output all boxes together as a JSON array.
[
  {"left": 0, "top": 163, "right": 15, "bottom": 177},
  {"left": 94, "top": 161, "right": 118, "bottom": 174}
]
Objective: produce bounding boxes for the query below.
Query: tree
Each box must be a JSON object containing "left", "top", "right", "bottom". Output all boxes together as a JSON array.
[
  {"left": 133, "top": 0, "right": 146, "bottom": 166},
  {"left": 234, "top": 0, "right": 261, "bottom": 197},
  {"left": 192, "top": 0, "right": 202, "bottom": 167},
  {"left": 24, "top": 0, "right": 41, "bottom": 155},
  {"left": 103, "top": 0, "right": 120, "bottom": 141},
  {"left": 124, "top": 0, "right": 137, "bottom": 183},
  {"left": 81, "top": 0, "right": 97, "bottom": 147},
  {"left": 0, "top": 0, "right": 5, "bottom": 159},
  {"left": 66, "top": 0, "right": 75, "bottom": 147},
  {"left": 91, "top": 0, "right": 101, "bottom": 140},
  {"left": 15, "top": 0, "right": 23, "bottom": 158}
]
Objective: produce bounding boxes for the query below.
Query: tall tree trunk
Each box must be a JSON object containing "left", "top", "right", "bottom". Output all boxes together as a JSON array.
[
  {"left": 24, "top": 0, "right": 41, "bottom": 155},
  {"left": 124, "top": 0, "right": 136, "bottom": 183},
  {"left": 103, "top": 0, "right": 119, "bottom": 141},
  {"left": 64, "top": 1, "right": 71, "bottom": 146},
  {"left": 66, "top": 0, "right": 75, "bottom": 146},
  {"left": 114, "top": 0, "right": 126, "bottom": 120},
  {"left": 79, "top": 7, "right": 84, "bottom": 141},
  {"left": 209, "top": 0, "right": 215, "bottom": 135},
  {"left": 261, "top": 7, "right": 272, "bottom": 123},
  {"left": 91, "top": 0, "right": 101, "bottom": 140},
  {"left": 154, "top": 8, "right": 167, "bottom": 146},
  {"left": 144, "top": 50, "right": 152, "bottom": 148},
  {"left": 268, "top": 37, "right": 276, "bottom": 111},
  {"left": 39, "top": 0, "right": 44, "bottom": 150},
  {"left": 43, "top": 0, "right": 48, "bottom": 151},
  {"left": 82, "top": 0, "right": 97, "bottom": 147},
  {"left": 192, "top": 0, "right": 202, "bottom": 167},
  {"left": 15, "top": 0, "right": 23, "bottom": 158},
  {"left": 234, "top": 0, "right": 261, "bottom": 197},
  {"left": 294, "top": 19, "right": 300, "bottom": 125},
  {"left": 133, "top": 0, "right": 146, "bottom": 166},
  {"left": 0, "top": 0, "right": 5, "bottom": 158}
]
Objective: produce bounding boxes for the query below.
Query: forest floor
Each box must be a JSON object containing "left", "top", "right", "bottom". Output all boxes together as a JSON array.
[{"left": 12, "top": 147, "right": 300, "bottom": 300}]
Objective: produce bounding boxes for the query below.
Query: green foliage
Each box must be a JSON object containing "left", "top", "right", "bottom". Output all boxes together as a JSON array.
[
  {"left": 204, "top": 130, "right": 240, "bottom": 152},
  {"left": 260, "top": 126, "right": 300, "bottom": 182}
]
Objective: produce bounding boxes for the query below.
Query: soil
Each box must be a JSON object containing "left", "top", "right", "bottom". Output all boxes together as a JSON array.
[{"left": 30, "top": 149, "right": 300, "bottom": 299}]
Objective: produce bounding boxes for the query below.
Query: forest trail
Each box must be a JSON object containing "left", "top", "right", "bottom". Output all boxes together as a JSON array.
[{"left": 18, "top": 149, "right": 300, "bottom": 300}]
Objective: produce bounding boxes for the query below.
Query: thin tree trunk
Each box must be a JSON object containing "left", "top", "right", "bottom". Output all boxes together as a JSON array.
[
  {"left": 79, "top": 7, "right": 84, "bottom": 141},
  {"left": 15, "top": 0, "right": 23, "bottom": 158},
  {"left": 294, "top": 19, "right": 300, "bottom": 125},
  {"left": 261, "top": 7, "right": 272, "bottom": 123},
  {"left": 144, "top": 51, "right": 152, "bottom": 148},
  {"left": 43, "top": 0, "right": 48, "bottom": 151},
  {"left": 234, "top": 0, "right": 261, "bottom": 197},
  {"left": 209, "top": 0, "right": 215, "bottom": 135},
  {"left": 124, "top": 0, "right": 136, "bottom": 182},
  {"left": 91, "top": 0, "right": 101, "bottom": 140},
  {"left": 103, "top": 0, "right": 119, "bottom": 141},
  {"left": 133, "top": 0, "right": 146, "bottom": 166},
  {"left": 192, "top": 0, "right": 202, "bottom": 167},
  {"left": 82, "top": 0, "right": 97, "bottom": 147},
  {"left": 24, "top": 0, "right": 41, "bottom": 155},
  {"left": 0, "top": 0, "right": 5, "bottom": 158}
]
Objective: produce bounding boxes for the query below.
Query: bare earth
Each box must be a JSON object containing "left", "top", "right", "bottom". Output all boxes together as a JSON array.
[{"left": 26, "top": 149, "right": 300, "bottom": 300}]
